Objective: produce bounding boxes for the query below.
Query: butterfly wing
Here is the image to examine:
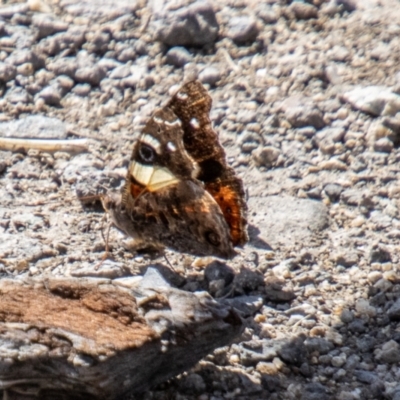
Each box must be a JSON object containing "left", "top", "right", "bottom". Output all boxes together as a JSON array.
[
  {"left": 167, "top": 81, "right": 248, "bottom": 247},
  {"left": 111, "top": 106, "right": 235, "bottom": 259}
]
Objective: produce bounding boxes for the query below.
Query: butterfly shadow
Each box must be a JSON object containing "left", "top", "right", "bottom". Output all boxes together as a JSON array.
[
  {"left": 139, "top": 262, "right": 186, "bottom": 288},
  {"left": 247, "top": 223, "right": 273, "bottom": 252}
]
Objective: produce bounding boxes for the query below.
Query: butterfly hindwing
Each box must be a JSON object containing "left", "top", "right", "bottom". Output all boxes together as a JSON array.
[{"left": 168, "top": 81, "right": 248, "bottom": 247}]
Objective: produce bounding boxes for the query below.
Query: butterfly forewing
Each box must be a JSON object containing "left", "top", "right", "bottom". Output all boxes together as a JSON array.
[{"left": 168, "top": 81, "right": 248, "bottom": 247}]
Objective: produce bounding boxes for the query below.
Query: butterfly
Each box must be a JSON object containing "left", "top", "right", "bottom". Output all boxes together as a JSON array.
[{"left": 103, "top": 80, "right": 248, "bottom": 259}]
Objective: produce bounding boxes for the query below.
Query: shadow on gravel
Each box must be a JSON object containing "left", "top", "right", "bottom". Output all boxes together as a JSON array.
[{"left": 248, "top": 223, "right": 273, "bottom": 251}]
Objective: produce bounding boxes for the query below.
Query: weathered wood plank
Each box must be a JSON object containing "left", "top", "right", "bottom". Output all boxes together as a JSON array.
[{"left": 0, "top": 269, "right": 243, "bottom": 400}]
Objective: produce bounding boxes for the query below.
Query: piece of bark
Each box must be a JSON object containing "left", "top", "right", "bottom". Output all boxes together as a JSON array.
[{"left": 0, "top": 268, "right": 243, "bottom": 399}]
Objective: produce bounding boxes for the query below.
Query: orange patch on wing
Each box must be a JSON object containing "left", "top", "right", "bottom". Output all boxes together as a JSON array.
[
  {"left": 206, "top": 183, "right": 245, "bottom": 246},
  {"left": 130, "top": 181, "right": 145, "bottom": 199}
]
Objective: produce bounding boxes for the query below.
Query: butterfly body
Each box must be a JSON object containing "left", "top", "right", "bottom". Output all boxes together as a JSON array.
[{"left": 105, "top": 81, "right": 248, "bottom": 259}]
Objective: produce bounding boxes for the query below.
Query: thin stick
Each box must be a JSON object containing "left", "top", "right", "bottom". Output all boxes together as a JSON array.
[
  {"left": 220, "top": 48, "right": 240, "bottom": 73},
  {"left": 95, "top": 218, "right": 112, "bottom": 270},
  {"left": 0, "top": 137, "right": 88, "bottom": 153},
  {"left": 163, "top": 253, "right": 176, "bottom": 272}
]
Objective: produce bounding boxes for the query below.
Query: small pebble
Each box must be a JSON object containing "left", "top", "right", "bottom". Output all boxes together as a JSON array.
[
  {"left": 226, "top": 16, "right": 259, "bottom": 44},
  {"left": 166, "top": 46, "right": 192, "bottom": 68},
  {"left": 199, "top": 66, "right": 221, "bottom": 86}
]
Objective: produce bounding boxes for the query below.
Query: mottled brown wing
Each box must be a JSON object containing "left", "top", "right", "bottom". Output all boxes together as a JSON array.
[
  {"left": 108, "top": 180, "right": 236, "bottom": 259},
  {"left": 112, "top": 105, "right": 236, "bottom": 259},
  {"left": 167, "top": 81, "right": 248, "bottom": 247}
]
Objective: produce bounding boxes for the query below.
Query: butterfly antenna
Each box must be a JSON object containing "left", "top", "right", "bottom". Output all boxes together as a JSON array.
[
  {"left": 95, "top": 215, "right": 113, "bottom": 270},
  {"left": 163, "top": 253, "right": 176, "bottom": 272}
]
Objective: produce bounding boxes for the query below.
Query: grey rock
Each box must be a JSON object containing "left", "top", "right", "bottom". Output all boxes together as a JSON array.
[
  {"left": 0, "top": 3, "right": 28, "bottom": 18},
  {"left": 248, "top": 196, "right": 329, "bottom": 249},
  {"left": 204, "top": 260, "right": 235, "bottom": 285},
  {"left": 335, "top": 251, "right": 358, "bottom": 267},
  {"left": 342, "top": 86, "right": 400, "bottom": 117},
  {"left": 224, "top": 296, "right": 263, "bottom": 317},
  {"left": 278, "top": 337, "right": 307, "bottom": 366},
  {"left": 351, "top": 155, "right": 367, "bottom": 172},
  {"left": 374, "top": 137, "right": 393, "bottom": 153},
  {"left": 235, "top": 267, "right": 264, "bottom": 292},
  {"left": 153, "top": 1, "right": 219, "bottom": 46},
  {"left": 4, "top": 87, "right": 32, "bottom": 104},
  {"left": 285, "top": 303, "right": 317, "bottom": 317},
  {"left": 17, "top": 63, "right": 35, "bottom": 77},
  {"left": 60, "top": 0, "right": 139, "bottom": 22},
  {"left": 6, "top": 49, "right": 44, "bottom": 69},
  {"left": 354, "top": 370, "right": 377, "bottom": 384},
  {"left": 375, "top": 340, "right": 400, "bottom": 363},
  {"left": 393, "top": 389, "right": 400, "bottom": 400},
  {"left": 208, "top": 279, "right": 226, "bottom": 296},
  {"left": 12, "top": 213, "right": 44, "bottom": 230},
  {"left": 257, "top": 5, "right": 278, "bottom": 24},
  {"left": 289, "top": 2, "right": 318, "bottom": 19},
  {"left": 237, "top": 110, "right": 258, "bottom": 125},
  {"left": 86, "top": 31, "right": 111, "bottom": 54},
  {"left": 32, "top": 15, "right": 68, "bottom": 39},
  {"left": 47, "top": 57, "right": 78, "bottom": 78},
  {"left": 369, "top": 245, "right": 391, "bottom": 263},
  {"left": 313, "top": 127, "right": 345, "bottom": 152},
  {"left": 140, "top": 267, "right": 171, "bottom": 289},
  {"left": 324, "top": 183, "right": 343, "bottom": 202},
  {"left": 97, "top": 58, "right": 123, "bottom": 71},
  {"left": 301, "top": 383, "right": 330, "bottom": 400},
  {"left": 0, "top": 62, "right": 16, "bottom": 82},
  {"left": 198, "top": 66, "right": 221, "bottom": 86},
  {"left": 281, "top": 96, "right": 325, "bottom": 129},
  {"left": 340, "top": 309, "right": 354, "bottom": 323},
  {"left": 0, "top": 115, "right": 67, "bottom": 139},
  {"left": 52, "top": 75, "right": 75, "bottom": 95},
  {"left": 382, "top": 116, "right": 400, "bottom": 133},
  {"left": 328, "top": 45, "right": 351, "bottom": 62},
  {"left": 336, "top": 0, "right": 358, "bottom": 12},
  {"left": 356, "top": 336, "right": 376, "bottom": 353},
  {"left": 238, "top": 339, "right": 279, "bottom": 365},
  {"left": 370, "top": 43, "right": 390, "bottom": 61},
  {"left": 37, "top": 85, "right": 62, "bottom": 106},
  {"left": 304, "top": 338, "right": 334, "bottom": 355},
  {"left": 226, "top": 16, "right": 259, "bottom": 44},
  {"left": 72, "top": 83, "right": 91, "bottom": 97},
  {"left": 180, "top": 373, "right": 206, "bottom": 394},
  {"left": 265, "top": 286, "right": 295, "bottom": 302},
  {"left": 52, "top": 27, "right": 86, "bottom": 52},
  {"left": 133, "top": 39, "right": 148, "bottom": 56},
  {"left": 297, "top": 126, "right": 317, "bottom": 138},
  {"left": 340, "top": 189, "right": 369, "bottom": 206},
  {"left": 117, "top": 47, "right": 136, "bottom": 63},
  {"left": 166, "top": 46, "right": 192, "bottom": 68},
  {"left": 345, "top": 354, "right": 360, "bottom": 370},
  {"left": 71, "top": 260, "right": 125, "bottom": 279},
  {"left": 240, "top": 132, "right": 262, "bottom": 153},
  {"left": 253, "top": 146, "right": 281, "bottom": 168},
  {"left": 75, "top": 64, "right": 106, "bottom": 86},
  {"left": 388, "top": 298, "right": 400, "bottom": 320},
  {"left": 109, "top": 64, "right": 131, "bottom": 79},
  {"left": 0, "top": 233, "right": 42, "bottom": 264},
  {"left": 348, "top": 319, "right": 366, "bottom": 333},
  {"left": 120, "top": 65, "right": 148, "bottom": 89}
]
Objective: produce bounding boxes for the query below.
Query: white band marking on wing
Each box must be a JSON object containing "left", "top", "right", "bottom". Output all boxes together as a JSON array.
[
  {"left": 164, "top": 119, "right": 181, "bottom": 127},
  {"left": 130, "top": 161, "right": 179, "bottom": 191},
  {"left": 167, "top": 142, "right": 177, "bottom": 152},
  {"left": 141, "top": 134, "right": 161, "bottom": 153},
  {"left": 190, "top": 117, "right": 200, "bottom": 129}
]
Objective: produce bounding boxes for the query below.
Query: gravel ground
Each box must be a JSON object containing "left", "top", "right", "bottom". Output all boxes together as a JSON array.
[{"left": 1, "top": 0, "right": 400, "bottom": 399}]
